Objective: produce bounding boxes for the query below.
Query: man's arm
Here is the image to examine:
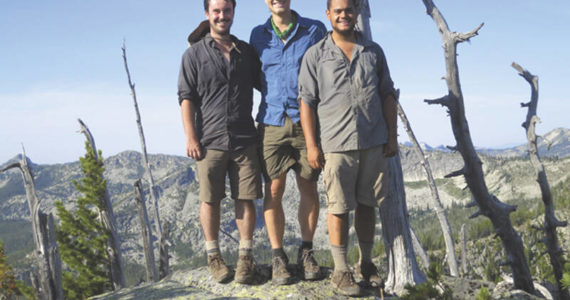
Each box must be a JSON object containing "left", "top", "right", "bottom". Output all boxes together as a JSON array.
[
  {"left": 180, "top": 99, "right": 202, "bottom": 160},
  {"left": 382, "top": 93, "right": 398, "bottom": 157},
  {"left": 300, "top": 99, "right": 324, "bottom": 169}
]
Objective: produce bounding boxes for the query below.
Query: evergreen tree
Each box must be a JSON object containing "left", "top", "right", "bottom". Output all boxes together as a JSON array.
[
  {"left": 56, "top": 142, "right": 112, "bottom": 299},
  {"left": 0, "top": 241, "right": 17, "bottom": 298}
]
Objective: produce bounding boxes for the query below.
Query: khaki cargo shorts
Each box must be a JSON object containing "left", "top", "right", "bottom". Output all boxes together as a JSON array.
[
  {"left": 258, "top": 116, "right": 320, "bottom": 181},
  {"left": 196, "top": 145, "right": 263, "bottom": 202},
  {"left": 323, "top": 145, "right": 389, "bottom": 214}
]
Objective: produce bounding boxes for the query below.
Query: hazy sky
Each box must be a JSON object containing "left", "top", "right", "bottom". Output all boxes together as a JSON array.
[{"left": 1, "top": 1, "right": 569, "bottom": 164}]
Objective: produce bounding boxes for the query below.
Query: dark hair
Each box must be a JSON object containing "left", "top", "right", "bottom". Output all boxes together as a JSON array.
[
  {"left": 204, "top": 0, "right": 236, "bottom": 11},
  {"left": 327, "top": 0, "right": 357, "bottom": 9},
  {"left": 187, "top": 20, "right": 210, "bottom": 45}
]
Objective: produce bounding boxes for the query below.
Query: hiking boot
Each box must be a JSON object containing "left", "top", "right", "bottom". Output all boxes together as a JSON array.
[
  {"left": 297, "top": 247, "right": 321, "bottom": 280},
  {"left": 331, "top": 270, "right": 362, "bottom": 296},
  {"left": 207, "top": 253, "right": 232, "bottom": 283},
  {"left": 272, "top": 255, "right": 293, "bottom": 285},
  {"left": 355, "top": 261, "right": 383, "bottom": 288},
  {"left": 235, "top": 254, "right": 255, "bottom": 284}
]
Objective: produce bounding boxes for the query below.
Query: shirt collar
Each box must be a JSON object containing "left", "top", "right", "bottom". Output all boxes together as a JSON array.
[
  {"left": 264, "top": 10, "right": 308, "bottom": 33},
  {"left": 324, "top": 30, "right": 373, "bottom": 51},
  {"left": 204, "top": 33, "right": 241, "bottom": 54}
]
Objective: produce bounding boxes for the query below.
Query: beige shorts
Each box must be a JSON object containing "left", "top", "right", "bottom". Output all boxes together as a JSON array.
[
  {"left": 258, "top": 117, "right": 320, "bottom": 181},
  {"left": 196, "top": 145, "right": 263, "bottom": 202},
  {"left": 323, "top": 145, "right": 389, "bottom": 214}
]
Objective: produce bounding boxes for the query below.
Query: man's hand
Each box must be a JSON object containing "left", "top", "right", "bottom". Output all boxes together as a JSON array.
[
  {"left": 383, "top": 136, "right": 398, "bottom": 158},
  {"left": 307, "top": 145, "right": 325, "bottom": 169},
  {"left": 186, "top": 138, "right": 203, "bottom": 160}
]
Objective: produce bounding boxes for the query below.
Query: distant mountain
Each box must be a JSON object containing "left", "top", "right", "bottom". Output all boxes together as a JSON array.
[
  {"left": 1, "top": 128, "right": 569, "bottom": 284},
  {"left": 477, "top": 128, "right": 569, "bottom": 158},
  {"left": 403, "top": 128, "right": 569, "bottom": 158}
]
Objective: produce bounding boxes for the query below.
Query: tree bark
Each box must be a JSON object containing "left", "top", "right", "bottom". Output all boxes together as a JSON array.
[
  {"left": 354, "top": 0, "right": 426, "bottom": 294},
  {"left": 134, "top": 180, "right": 157, "bottom": 283},
  {"left": 512, "top": 62, "right": 569, "bottom": 300},
  {"left": 421, "top": 0, "right": 535, "bottom": 293},
  {"left": 122, "top": 43, "right": 169, "bottom": 277},
  {"left": 397, "top": 102, "right": 459, "bottom": 276},
  {"left": 1, "top": 148, "right": 63, "bottom": 300},
  {"left": 380, "top": 156, "right": 426, "bottom": 294},
  {"left": 77, "top": 119, "right": 125, "bottom": 289}
]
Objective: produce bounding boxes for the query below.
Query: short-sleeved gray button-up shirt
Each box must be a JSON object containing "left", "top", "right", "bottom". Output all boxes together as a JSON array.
[{"left": 298, "top": 32, "right": 395, "bottom": 153}]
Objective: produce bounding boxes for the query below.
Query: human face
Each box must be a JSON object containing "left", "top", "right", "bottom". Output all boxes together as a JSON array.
[
  {"left": 326, "top": 0, "right": 356, "bottom": 35},
  {"left": 264, "top": 0, "right": 291, "bottom": 15},
  {"left": 205, "top": 0, "right": 234, "bottom": 37}
]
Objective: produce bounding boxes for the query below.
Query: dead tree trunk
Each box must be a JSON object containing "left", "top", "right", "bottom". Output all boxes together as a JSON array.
[
  {"left": 134, "top": 180, "right": 157, "bottom": 282},
  {"left": 421, "top": 0, "right": 535, "bottom": 293},
  {"left": 460, "top": 224, "right": 468, "bottom": 276},
  {"left": 355, "top": 1, "right": 426, "bottom": 294},
  {"left": 122, "top": 43, "right": 169, "bottom": 278},
  {"left": 159, "top": 222, "right": 171, "bottom": 279},
  {"left": 397, "top": 102, "right": 459, "bottom": 276},
  {"left": 1, "top": 148, "right": 63, "bottom": 300},
  {"left": 380, "top": 155, "right": 427, "bottom": 294},
  {"left": 410, "top": 227, "right": 430, "bottom": 271},
  {"left": 77, "top": 119, "right": 125, "bottom": 289},
  {"left": 512, "top": 62, "right": 569, "bottom": 300}
]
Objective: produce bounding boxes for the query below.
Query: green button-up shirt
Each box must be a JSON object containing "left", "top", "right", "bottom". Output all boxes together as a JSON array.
[{"left": 298, "top": 32, "right": 395, "bottom": 153}]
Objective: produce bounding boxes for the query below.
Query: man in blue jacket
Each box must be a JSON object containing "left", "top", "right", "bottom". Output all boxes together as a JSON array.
[{"left": 250, "top": 0, "right": 327, "bottom": 285}]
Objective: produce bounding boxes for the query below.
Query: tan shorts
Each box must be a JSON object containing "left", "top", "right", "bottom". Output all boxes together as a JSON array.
[
  {"left": 323, "top": 145, "right": 389, "bottom": 214},
  {"left": 196, "top": 145, "right": 263, "bottom": 202},
  {"left": 258, "top": 117, "right": 320, "bottom": 181}
]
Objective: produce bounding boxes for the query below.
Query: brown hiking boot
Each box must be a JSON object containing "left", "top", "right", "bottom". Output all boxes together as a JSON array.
[
  {"left": 297, "top": 247, "right": 321, "bottom": 280},
  {"left": 207, "top": 253, "right": 232, "bottom": 283},
  {"left": 235, "top": 254, "right": 255, "bottom": 284},
  {"left": 272, "top": 255, "right": 293, "bottom": 285},
  {"left": 355, "top": 261, "right": 383, "bottom": 288},
  {"left": 331, "top": 270, "right": 362, "bottom": 296}
]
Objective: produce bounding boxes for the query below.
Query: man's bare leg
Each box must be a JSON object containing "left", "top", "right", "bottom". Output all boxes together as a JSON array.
[
  {"left": 296, "top": 174, "right": 319, "bottom": 242},
  {"left": 201, "top": 201, "right": 221, "bottom": 242},
  {"left": 263, "top": 173, "right": 287, "bottom": 249}
]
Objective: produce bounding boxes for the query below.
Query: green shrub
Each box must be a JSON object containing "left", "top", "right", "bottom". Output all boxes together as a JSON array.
[{"left": 476, "top": 286, "right": 490, "bottom": 300}]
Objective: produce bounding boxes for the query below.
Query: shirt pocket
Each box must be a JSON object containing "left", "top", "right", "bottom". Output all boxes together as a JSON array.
[{"left": 356, "top": 52, "right": 379, "bottom": 90}]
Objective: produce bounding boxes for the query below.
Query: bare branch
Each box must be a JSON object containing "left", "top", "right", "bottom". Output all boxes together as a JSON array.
[
  {"left": 455, "top": 23, "right": 485, "bottom": 43},
  {"left": 1, "top": 162, "right": 22, "bottom": 173},
  {"left": 424, "top": 96, "right": 450, "bottom": 107},
  {"left": 469, "top": 211, "right": 483, "bottom": 219},
  {"left": 445, "top": 168, "right": 465, "bottom": 178},
  {"left": 464, "top": 201, "right": 477, "bottom": 208}
]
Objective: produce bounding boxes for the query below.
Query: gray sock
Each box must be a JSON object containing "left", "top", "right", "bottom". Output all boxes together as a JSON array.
[
  {"left": 205, "top": 240, "right": 220, "bottom": 256},
  {"left": 239, "top": 239, "right": 253, "bottom": 256},
  {"left": 358, "top": 240, "right": 374, "bottom": 265},
  {"left": 331, "top": 244, "right": 349, "bottom": 271}
]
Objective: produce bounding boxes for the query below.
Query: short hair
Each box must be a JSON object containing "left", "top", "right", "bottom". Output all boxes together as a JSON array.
[
  {"left": 204, "top": 0, "right": 236, "bottom": 11},
  {"left": 327, "top": 0, "right": 357, "bottom": 9}
]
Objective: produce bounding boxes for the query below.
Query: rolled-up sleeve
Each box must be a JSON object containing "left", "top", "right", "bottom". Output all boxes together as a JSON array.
[
  {"left": 177, "top": 48, "right": 200, "bottom": 105},
  {"left": 298, "top": 47, "right": 320, "bottom": 109},
  {"left": 375, "top": 46, "right": 396, "bottom": 101}
]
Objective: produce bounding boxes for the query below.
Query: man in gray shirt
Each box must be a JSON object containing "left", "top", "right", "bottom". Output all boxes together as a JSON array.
[
  {"left": 178, "top": 0, "right": 262, "bottom": 285},
  {"left": 299, "top": 0, "right": 398, "bottom": 296}
]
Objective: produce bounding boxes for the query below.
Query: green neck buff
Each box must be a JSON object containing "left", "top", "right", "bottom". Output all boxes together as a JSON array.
[{"left": 271, "top": 13, "right": 297, "bottom": 40}]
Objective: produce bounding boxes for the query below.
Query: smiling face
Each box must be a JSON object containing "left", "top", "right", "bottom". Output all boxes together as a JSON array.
[
  {"left": 264, "top": 0, "right": 291, "bottom": 15},
  {"left": 205, "top": 0, "right": 235, "bottom": 37},
  {"left": 326, "top": 0, "right": 357, "bottom": 35}
]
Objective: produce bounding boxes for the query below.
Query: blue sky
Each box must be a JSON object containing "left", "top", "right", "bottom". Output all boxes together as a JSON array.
[{"left": 1, "top": 1, "right": 569, "bottom": 164}]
